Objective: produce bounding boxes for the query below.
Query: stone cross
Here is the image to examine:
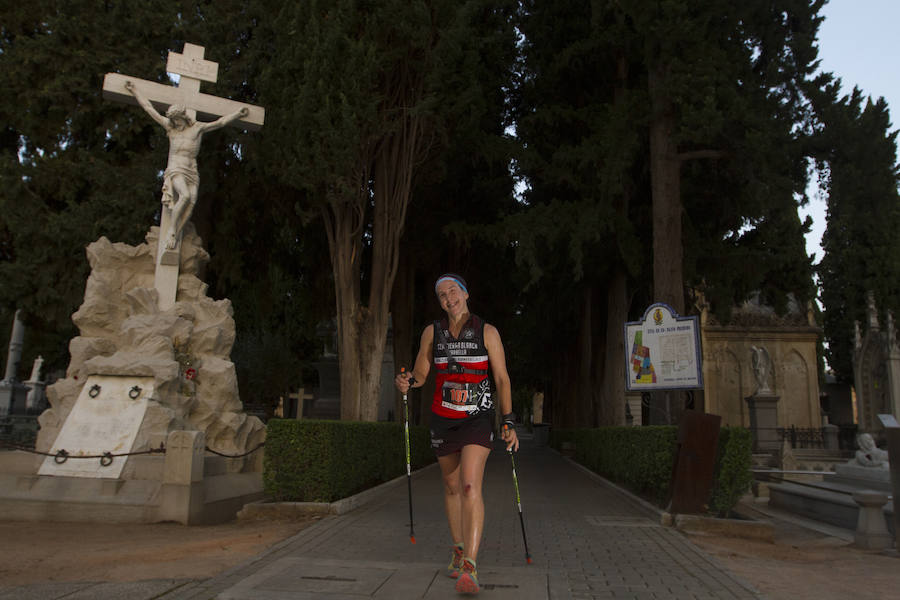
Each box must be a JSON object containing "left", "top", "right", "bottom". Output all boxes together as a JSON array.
[
  {"left": 288, "top": 388, "right": 315, "bottom": 419},
  {"left": 102, "top": 43, "right": 265, "bottom": 310}
]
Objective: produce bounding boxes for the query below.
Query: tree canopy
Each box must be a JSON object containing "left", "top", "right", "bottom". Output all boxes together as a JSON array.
[
  {"left": 810, "top": 77, "right": 900, "bottom": 382},
  {"left": 2, "top": 1, "right": 895, "bottom": 425}
]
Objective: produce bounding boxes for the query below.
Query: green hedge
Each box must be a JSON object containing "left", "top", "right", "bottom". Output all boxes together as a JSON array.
[
  {"left": 263, "top": 419, "right": 436, "bottom": 502},
  {"left": 550, "top": 425, "right": 752, "bottom": 514},
  {"left": 708, "top": 427, "right": 754, "bottom": 516}
]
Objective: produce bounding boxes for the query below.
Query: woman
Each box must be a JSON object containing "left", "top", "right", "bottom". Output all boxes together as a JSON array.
[{"left": 395, "top": 273, "right": 518, "bottom": 595}]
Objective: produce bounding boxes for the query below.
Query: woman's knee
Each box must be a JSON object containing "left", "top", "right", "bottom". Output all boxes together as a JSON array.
[
  {"left": 443, "top": 476, "right": 462, "bottom": 496},
  {"left": 460, "top": 480, "right": 482, "bottom": 499}
]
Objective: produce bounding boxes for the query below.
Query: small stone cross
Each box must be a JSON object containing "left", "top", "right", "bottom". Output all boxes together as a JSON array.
[{"left": 287, "top": 388, "right": 315, "bottom": 419}]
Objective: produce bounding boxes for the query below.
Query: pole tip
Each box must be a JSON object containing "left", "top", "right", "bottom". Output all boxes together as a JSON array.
[
  {"left": 526, "top": 556, "right": 532, "bottom": 564},
  {"left": 410, "top": 536, "right": 416, "bottom": 544}
]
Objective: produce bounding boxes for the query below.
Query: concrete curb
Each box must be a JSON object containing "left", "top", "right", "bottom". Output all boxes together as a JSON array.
[
  {"left": 556, "top": 447, "right": 775, "bottom": 542},
  {"left": 237, "top": 461, "right": 440, "bottom": 519},
  {"left": 668, "top": 512, "right": 775, "bottom": 542}
]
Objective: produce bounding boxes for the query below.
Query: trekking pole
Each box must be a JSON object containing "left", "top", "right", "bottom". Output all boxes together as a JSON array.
[
  {"left": 401, "top": 368, "right": 416, "bottom": 544},
  {"left": 507, "top": 446, "right": 532, "bottom": 564}
]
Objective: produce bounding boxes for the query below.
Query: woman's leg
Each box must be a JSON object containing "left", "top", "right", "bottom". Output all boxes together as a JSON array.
[
  {"left": 438, "top": 453, "right": 463, "bottom": 544},
  {"left": 458, "top": 444, "right": 491, "bottom": 560}
]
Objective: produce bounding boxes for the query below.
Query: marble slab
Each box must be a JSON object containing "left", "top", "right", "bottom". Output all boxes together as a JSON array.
[{"left": 38, "top": 376, "right": 153, "bottom": 479}]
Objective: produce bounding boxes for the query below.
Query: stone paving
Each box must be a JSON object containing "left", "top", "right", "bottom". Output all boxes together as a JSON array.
[
  {"left": 167, "top": 440, "right": 762, "bottom": 599},
  {"left": 0, "top": 439, "right": 765, "bottom": 599}
]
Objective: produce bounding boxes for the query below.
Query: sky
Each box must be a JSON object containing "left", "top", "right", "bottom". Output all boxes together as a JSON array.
[{"left": 800, "top": 0, "right": 900, "bottom": 266}]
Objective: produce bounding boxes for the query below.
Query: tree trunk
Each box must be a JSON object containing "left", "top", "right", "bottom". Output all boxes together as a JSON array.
[
  {"left": 391, "top": 253, "right": 415, "bottom": 422},
  {"left": 324, "top": 187, "right": 365, "bottom": 421},
  {"left": 577, "top": 286, "right": 595, "bottom": 426},
  {"left": 602, "top": 267, "right": 628, "bottom": 425},
  {"left": 597, "top": 52, "right": 631, "bottom": 426},
  {"left": 648, "top": 59, "right": 684, "bottom": 315},
  {"left": 357, "top": 314, "right": 387, "bottom": 422},
  {"left": 352, "top": 120, "right": 420, "bottom": 421}
]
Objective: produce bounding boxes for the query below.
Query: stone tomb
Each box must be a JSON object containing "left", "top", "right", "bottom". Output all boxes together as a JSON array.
[
  {"left": 768, "top": 444, "right": 895, "bottom": 544},
  {"left": 0, "top": 42, "right": 266, "bottom": 524},
  {"left": 0, "top": 228, "right": 266, "bottom": 524}
]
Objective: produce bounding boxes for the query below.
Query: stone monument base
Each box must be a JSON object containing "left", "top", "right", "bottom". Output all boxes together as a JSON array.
[
  {"left": 0, "top": 429, "right": 263, "bottom": 525},
  {"left": 768, "top": 472, "right": 895, "bottom": 537},
  {"left": 746, "top": 393, "right": 780, "bottom": 451}
]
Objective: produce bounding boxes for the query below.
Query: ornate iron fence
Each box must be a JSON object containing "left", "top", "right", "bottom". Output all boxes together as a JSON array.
[
  {"left": 749, "top": 424, "right": 858, "bottom": 451},
  {"left": 0, "top": 415, "right": 39, "bottom": 449}
]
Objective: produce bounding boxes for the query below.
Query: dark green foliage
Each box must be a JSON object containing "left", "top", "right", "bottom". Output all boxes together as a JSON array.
[
  {"left": 809, "top": 78, "right": 900, "bottom": 382},
  {"left": 551, "top": 426, "right": 678, "bottom": 506},
  {"left": 0, "top": 1, "right": 182, "bottom": 370},
  {"left": 0, "top": 1, "right": 330, "bottom": 394},
  {"left": 551, "top": 425, "right": 753, "bottom": 515},
  {"left": 708, "top": 427, "right": 754, "bottom": 517},
  {"left": 263, "top": 419, "right": 435, "bottom": 502},
  {"left": 499, "top": 0, "right": 823, "bottom": 418}
]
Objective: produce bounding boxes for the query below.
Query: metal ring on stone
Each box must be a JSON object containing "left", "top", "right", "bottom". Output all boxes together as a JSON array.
[
  {"left": 54, "top": 449, "right": 69, "bottom": 464},
  {"left": 89, "top": 384, "right": 101, "bottom": 398},
  {"left": 100, "top": 452, "right": 114, "bottom": 467},
  {"left": 129, "top": 386, "right": 141, "bottom": 399}
]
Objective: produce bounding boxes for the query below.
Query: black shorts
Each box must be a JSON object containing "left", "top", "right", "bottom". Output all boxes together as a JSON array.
[{"left": 430, "top": 412, "right": 495, "bottom": 457}]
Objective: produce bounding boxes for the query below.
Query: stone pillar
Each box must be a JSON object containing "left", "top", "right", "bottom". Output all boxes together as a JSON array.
[
  {"left": 823, "top": 423, "right": 840, "bottom": 452},
  {"left": 887, "top": 427, "right": 900, "bottom": 551},
  {"left": 23, "top": 380, "right": 46, "bottom": 414},
  {"left": 158, "top": 430, "right": 205, "bottom": 524},
  {"left": 0, "top": 310, "right": 28, "bottom": 416},
  {"left": 885, "top": 311, "right": 900, "bottom": 424},
  {"left": 746, "top": 394, "right": 780, "bottom": 451},
  {"left": 533, "top": 391, "right": 544, "bottom": 424},
  {"left": 23, "top": 356, "right": 46, "bottom": 414},
  {"left": 852, "top": 490, "right": 892, "bottom": 550},
  {"left": 2, "top": 310, "right": 24, "bottom": 381}
]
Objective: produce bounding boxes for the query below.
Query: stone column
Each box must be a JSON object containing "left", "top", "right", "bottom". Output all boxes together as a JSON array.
[
  {"left": 23, "top": 356, "right": 46, "bottom": 414},
  {"left": 887, "top": 427, "right": 900, "bottom": 551},
  {"left": 158, "top": 430, "right": 206, "bottom": 524},
  {"left": 885, "top": 314, "right": 900, "bottom": 425},
  {"left": 0, "top": 310, "right": 27, "bottom": 416},
  {"left": 823, "top": 423, "right": 840, "bottom": 452},
  {"left": 2, "top": 310, "right": 24, "bottom": 381},
  {"left": 746, "top": 394, "right": 780, "bottom": 451}
]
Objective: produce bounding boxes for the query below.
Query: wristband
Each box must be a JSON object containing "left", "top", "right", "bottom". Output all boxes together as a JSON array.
[{"left": 502, "top": 413, "right": 515, "bottom": 434}]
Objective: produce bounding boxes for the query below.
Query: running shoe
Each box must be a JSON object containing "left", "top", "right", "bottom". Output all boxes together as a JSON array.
[
  {"left": 448, "top": 544, "right": 464, "bottom": 578},
  {"left": 455, "top": 557, "right": 480, "bottom": 594}
]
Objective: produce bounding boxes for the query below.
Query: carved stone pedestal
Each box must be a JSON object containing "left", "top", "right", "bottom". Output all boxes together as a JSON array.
[
  {"left": 852, "top": 490, "right": 892, "bottom": 550},
  {"left": 746, "top": 394, "right": 780, "bottom": 451}
]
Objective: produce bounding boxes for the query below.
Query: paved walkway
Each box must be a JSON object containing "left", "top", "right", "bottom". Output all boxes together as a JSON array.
[{"left": 0, "top": 439, "right": 765, "bottom": 599}]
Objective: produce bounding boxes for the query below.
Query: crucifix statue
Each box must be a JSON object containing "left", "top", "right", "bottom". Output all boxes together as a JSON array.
[{"left": 102, "top": 43, "right": 265, "bottom": 310}]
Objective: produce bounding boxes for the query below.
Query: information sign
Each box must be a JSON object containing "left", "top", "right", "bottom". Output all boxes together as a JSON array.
[{"left": 624, "top": 303, "right": 703, "bottom": 391}]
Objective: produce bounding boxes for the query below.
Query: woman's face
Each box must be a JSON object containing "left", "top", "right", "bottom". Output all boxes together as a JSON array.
[{"left": 436, "top": 280, "right": 469, "bottom": 319}]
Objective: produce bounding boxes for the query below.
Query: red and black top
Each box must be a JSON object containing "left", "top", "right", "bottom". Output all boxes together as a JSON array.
[{"left": 431, "top": 314, "right": 494, "bottom": 419}]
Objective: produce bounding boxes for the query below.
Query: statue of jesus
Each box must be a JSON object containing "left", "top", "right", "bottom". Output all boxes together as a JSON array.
[{"left": 124, "top": 80, "right": 248, "bottom": 249}]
